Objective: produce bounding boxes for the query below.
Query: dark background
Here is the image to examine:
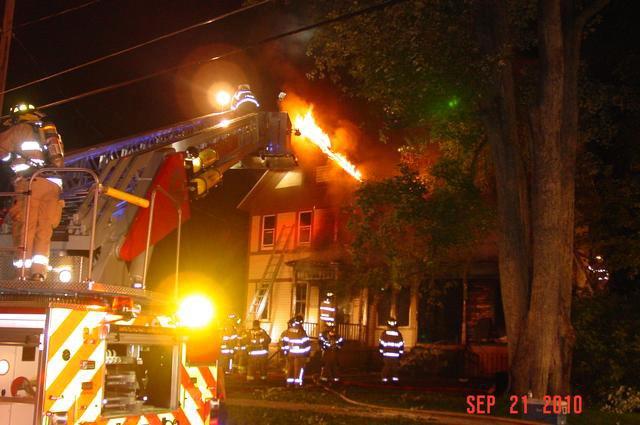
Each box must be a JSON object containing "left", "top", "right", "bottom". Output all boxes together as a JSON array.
[{"left": 1, "top": 0, "right": 638, "bottom": 315}]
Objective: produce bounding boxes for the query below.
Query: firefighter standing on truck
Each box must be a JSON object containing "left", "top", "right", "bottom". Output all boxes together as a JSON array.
[
  {"left": 379, "top": 317, "right": 404, "bottom": 383},
  {"left": 247, "top": 319, "right": 271, "bottom": 381},
  {"left": 220, "top": 313, "right": 239, "bottom": 374},
  {"left": 319, "top": 322, "right": 344, "bottom": 383},
  {"left": 0, "top": 103, "right": 64, "bottom": 281},
  {"left": 279, "top": 315, "right": 310, "bottom": 387}
]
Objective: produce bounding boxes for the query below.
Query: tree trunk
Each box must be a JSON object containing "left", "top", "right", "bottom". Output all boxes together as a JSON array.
[
  {"left": 475, "top": 0, "right": 532, "bottom": 395},
  {"left": 475, "top": 0, "right": 594, "bottom": 396}
]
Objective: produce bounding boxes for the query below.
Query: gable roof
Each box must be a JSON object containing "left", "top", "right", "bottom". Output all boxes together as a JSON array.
[{"left": 237, "top": 167, "right": 357, "bottom": 215}]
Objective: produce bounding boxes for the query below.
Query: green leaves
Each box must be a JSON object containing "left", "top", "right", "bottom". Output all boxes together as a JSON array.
[{"left": 346, "top": 154, "right": 493, "bottom": 293}]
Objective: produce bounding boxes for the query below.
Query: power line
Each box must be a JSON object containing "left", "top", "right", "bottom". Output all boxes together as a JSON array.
[
  {"left": 35, "top": 0, "right": 408, "bottom": 112},
  {"left": 0, "top": 0, "right": 274, "bottom": 96},
  {"left": 13, "top": 0, "right": 104, "bottom": 30},
  {"left": 12, "top": 33, "right": 105, "bottom": 138}
]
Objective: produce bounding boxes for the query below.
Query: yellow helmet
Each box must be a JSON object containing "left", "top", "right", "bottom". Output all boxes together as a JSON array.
[{"left": 8, "top": 103, "right": 44, "bottom": 124}]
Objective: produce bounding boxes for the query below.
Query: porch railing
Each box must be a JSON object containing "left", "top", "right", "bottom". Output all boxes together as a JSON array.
[{"left": 303, "top": 322, "right": 366, "bottom": 343}]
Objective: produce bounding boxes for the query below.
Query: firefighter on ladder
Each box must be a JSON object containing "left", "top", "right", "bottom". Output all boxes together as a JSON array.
[
  {"left": 279, "top": 315, "right": 310, "bottom": 387},
  {"left": 319, "top": 322, "right": 344, "bottom": 383},
  {"left": 379, "top": 317, "right": 404, "bottom": 383},
  {"left": 230, "top": 84, "right": 260, "bottom": 114},
  {"left": 0, "top": 103, "right": 64, "bottom": 281},
  {"left": 246, "top": 320, "right": 271, "bottom": 381},
  {"left": 220, "top": 313, "right": 239, "bottom": 374}
]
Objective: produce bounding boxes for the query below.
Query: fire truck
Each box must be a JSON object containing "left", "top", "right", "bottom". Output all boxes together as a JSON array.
[{"left": 0, "top": 89, "right": 296, "bottom": 424}]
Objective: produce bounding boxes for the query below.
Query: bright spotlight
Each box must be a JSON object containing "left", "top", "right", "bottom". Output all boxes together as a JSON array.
[
  {"left": 58, "top": 268, "right": 72, "bottom": 283},
  {"left": 219, "top": 119, "right": 231, "bottom": 128},
  {"left": 215, "top": 90, "right": 231, "bottom": 108},
  {"left": 177, "top": 295, "right": 214, "bottom": 328}
]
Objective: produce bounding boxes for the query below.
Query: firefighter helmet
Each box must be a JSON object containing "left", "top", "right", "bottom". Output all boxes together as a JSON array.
[
  {"left": 252, "top": 319, "right": 261, "bottom": 329},
  {"left": 6, "top": 103, "right": 45, "bottom": 125},
  {"left": 294, "top": 315, "right": 304, "bottom": 325},
  {"left": 387, "top": 317, "right": 398, "bottom": 328}
]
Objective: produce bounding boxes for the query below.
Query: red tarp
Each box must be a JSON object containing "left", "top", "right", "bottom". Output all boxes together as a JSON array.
[{"left": 119, "top": 153, "right": 191, "bottom": 261}]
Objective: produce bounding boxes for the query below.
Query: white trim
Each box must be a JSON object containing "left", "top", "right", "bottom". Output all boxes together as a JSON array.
[
  {"left": 261, "top": 214, "right": 276, "bottom": 249},
  {"left": 21, "top": 141, "right": 42, "bottom": 151},
  {"left": 11, "top": 163, "right": 31, "bottom": 173},
  {"left": 32, "top": 254, "right": 49, "bottom": 266},
  {"left": 47, "top": 177, "right": 63, "bottom": 188},
  {"left": 0, "top": 313, "right": 46, "bottom": 329}
]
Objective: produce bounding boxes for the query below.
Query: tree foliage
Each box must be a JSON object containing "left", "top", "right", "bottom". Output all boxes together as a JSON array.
[
  {"left": 576, "top": 63, "right": 640, "bottom": 279},
  {"left": 572, "top": 291, "right": 640, "bottom": 402},
  {"left": 347, "top": 157, "right": 493, "bottom": 294},
  {"left": 306, "top": 0, "right": 614, "bottom": 396}
]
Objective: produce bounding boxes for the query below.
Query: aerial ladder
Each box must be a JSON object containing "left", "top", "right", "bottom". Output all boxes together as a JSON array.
[
  {"left": 0, "top": 105, "right": 296, "bottom": 286},
  {"left": 0, "top": 90, "right": 297, "bottom": 425}
]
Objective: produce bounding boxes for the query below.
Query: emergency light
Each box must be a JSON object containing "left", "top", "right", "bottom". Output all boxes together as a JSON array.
[{"left": 177, "top": 295, "right": 214, "bottom": 328}]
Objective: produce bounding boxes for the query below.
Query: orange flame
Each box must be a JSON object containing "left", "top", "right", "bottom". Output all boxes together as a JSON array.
[{"left": 292, "top": 108, "right": 363, "bottom": 181}]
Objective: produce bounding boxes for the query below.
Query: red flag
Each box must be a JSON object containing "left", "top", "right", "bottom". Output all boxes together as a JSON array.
[{"left": 119, "top": 153, "right": 191, "bottom": 261}]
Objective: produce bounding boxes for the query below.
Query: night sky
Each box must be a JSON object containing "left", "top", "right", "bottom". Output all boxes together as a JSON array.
[
  {"left": 1, "top": 0, "right": 391, "bottom": 312},
  {"left": 3, "top": 0, "right": 318, "bottom": 150},
  {"left": 3, "top": 1, "right": 638, "bottom": 150},
  {"left": 2, "top": 1, "right": 638, "bottom": 311}
]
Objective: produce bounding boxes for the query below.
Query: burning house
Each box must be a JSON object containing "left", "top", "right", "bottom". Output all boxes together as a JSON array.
[
  {"left": 237, "top": 164, "right": 367, "bottom": 342},
  {"left": 238, "top": 106, "right": 508, "bottom": 377}
]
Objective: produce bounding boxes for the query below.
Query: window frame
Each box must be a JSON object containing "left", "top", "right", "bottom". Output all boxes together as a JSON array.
[
  {"left": 297, "top": 211, "right": 312, "bottom": 245},
  {"left": 257, "top": 284, "right": 271, "bottom": 320},
  {"left": 292, "top": 282, "right": 309, "bottom": 319},
  {"left": 261, "top": 214, "right": 277, "bottom": 249}
]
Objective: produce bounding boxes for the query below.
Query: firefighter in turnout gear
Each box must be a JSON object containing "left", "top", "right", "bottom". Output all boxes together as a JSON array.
[
  {"left": 235, "top": 318, "right": 249, "bottom": 374},
  {"left": 319, "top": 291, "right": 336, "bottom": 324},
  {"left": 231, "top": 84, "right": 260, "bottom": 114},
  {"left": 220, "top": 313, "right": 240, "bottom": 374},
  {"left": 319, "top": 322, "right": 344, "bottom": 383},
  {"left": 0, "top": 103, "right": 64, "bottom": 281},
  {"left": 379, "top": 317, "right": 404, "bottom": 383},
  {"left": 279, "top": 315, "right": 310, "bottom": 387},
  {"left": 247, "top": 320, "right": 271, "bottom": 381}
]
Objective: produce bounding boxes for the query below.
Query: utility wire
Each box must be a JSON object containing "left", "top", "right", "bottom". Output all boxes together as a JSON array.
[
  {"left": 11, "top": 33, "right": 105, "bottom": 138},
  {"left": 13, "top": 0, "right": 104, "bottom": 30},
  {"left": 0, "top": 0, "right": 274, "bottom": 95},
  {"left": 34, "top": 0, "right": 408, "bottom": 112}
]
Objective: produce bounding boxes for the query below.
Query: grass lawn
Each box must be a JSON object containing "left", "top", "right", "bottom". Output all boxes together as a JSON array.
[
  {"left": 226, "top": 381, "right": 640, "bottom": 425},
  {"left": 341, "top": 387, "right": 640, "bottom": 425},
  {"left": 226, "top": 405, "right": 425, "bottom": 425}
]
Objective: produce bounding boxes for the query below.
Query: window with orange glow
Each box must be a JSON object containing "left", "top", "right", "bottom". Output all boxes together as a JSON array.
[{"left": 298, "top": 211, "right": 312, "bottom": 245}]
